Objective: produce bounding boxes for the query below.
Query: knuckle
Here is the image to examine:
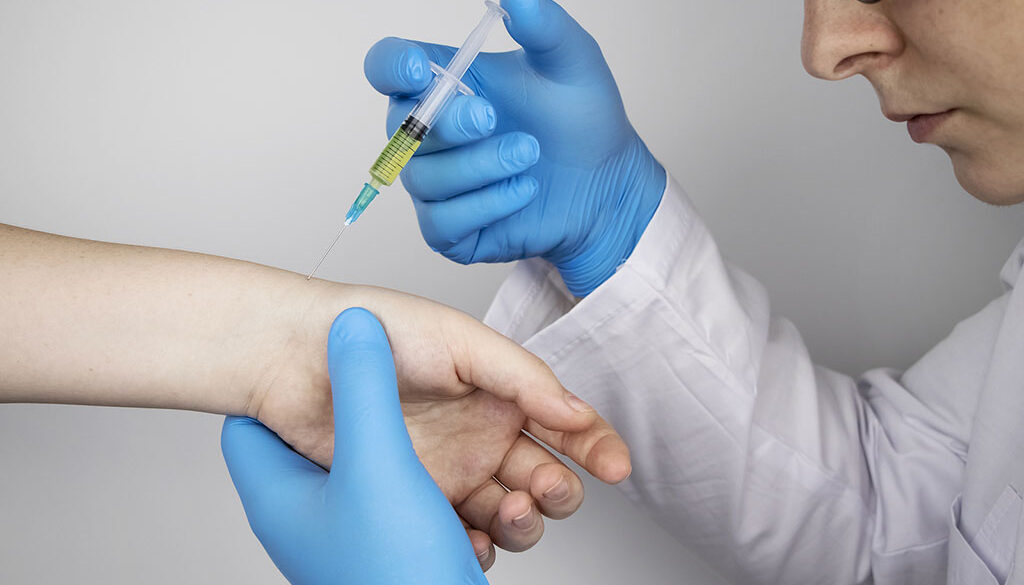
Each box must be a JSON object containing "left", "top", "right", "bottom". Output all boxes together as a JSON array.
[
  {"left": 418, "top": 208, "right": 456, "bottom": 248},
  {"left": 421, "top": 226, "right": 451, "bottom": 253},
  {"left": 448, "top": 250, "right": 474, "bottom": 265},
  {"left": 446, "top": 243, "right": 475, "bottom": 265}
]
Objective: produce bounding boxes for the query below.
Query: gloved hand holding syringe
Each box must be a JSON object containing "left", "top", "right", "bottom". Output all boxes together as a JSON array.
[{"left": 307, "top": 0, "right": 510, "bottom": 280}]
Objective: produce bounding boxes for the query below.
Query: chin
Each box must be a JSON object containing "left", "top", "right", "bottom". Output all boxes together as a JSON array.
[{"left": 948, "top": 150, "right": 1024, "bottom": 206}]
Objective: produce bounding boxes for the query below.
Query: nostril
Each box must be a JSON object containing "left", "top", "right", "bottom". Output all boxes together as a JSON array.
[
  {"left": 834, "top": 55, "right": 858, "bottom": 77},
  {"left": 833, "top": 52, "right": 882, "bottom": 79}
]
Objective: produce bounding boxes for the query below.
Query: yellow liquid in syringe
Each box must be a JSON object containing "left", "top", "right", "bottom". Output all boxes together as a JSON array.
[{"left": 369, "top": 124, "right": 423, "bottom": 186}]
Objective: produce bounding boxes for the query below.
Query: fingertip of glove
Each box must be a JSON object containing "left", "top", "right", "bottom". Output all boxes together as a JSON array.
[
  {"left": 398, "top": 45, "right": 430, "bottom": 87},
  {"left": 509, "top": 174, "right": 540, "bottom": 201},
  {"left": 365, "top": 37, "right": 430, "bottom": 94},
  {"left": 329, "top": 308, "right": 387, "bottom": 347},
  {"left": 501, "top": 0, "right": 561, "bottom": 49},
  {"left": 220, "top": 416, "right": 263, "bottom": 454},
  {"left": 501, "top": 0, "right": 541, "bottom": 20},
  {"left": 452, "top": 97, "right": 497, "bottom": 140},
  {"left": 224, "top": 415, "right": 259, "bottom": 426},
  {"left": 498, "top": 133, "right": 541, "bottom": 170},
  {"left": 472, "top": 100, "right": 497, "bottom": 135}
]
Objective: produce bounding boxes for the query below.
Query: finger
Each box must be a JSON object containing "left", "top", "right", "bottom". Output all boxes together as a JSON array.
[
  {"left": 364, "top": 37, "right": 433, "bottom": 97},
  {"left": 478, "top": 542, "right": 497, "bottom": 572},
  {"left": 525, "top": 414, "right": 633, "bottom": 485},
  {"left": 449, "top": 327, "right": 599, "bottom": 435},
  {"left": 402, "top": 133, "right": 540, "bottom": 201},
  {"left": 220, "top": 417, "right": 325, "bottom": 530},
  {"left": 364, "top": 37, "right": 458, "bottom": 97},
  {"left": 387, "top": 94, "right": 497, "bottom": 155},
  {"left": 367, "top": 37, "right": 496, "bottom": 153},
  {"left": 494, "top": 433, "right": 584, "bottom": 520},
  {"left": 433, "top": 226, "right": 523, "bottom": 266},
  {"left": 326, "top": 308, "right": 422, "bottom": 487},
  {"left": 457, "top": 481, "right": 545, "bottom": 553},
  {"left": 500, "top": 0, "right": 604, "bottom": 80},
  {"left": 464, "top": 525, "right": 496, "bottom": 571},
  {"left": 415, "top": 176, "right": 537, "bottom": 250}
]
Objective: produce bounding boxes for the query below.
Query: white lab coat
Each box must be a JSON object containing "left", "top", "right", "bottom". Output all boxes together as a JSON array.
[{"left": 485, "top": 178, "right": 1024, "bottom": 585}]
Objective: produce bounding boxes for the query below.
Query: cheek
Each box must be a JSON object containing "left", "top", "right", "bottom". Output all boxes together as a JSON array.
[
  {"left": 943, "top": 1, "right": 1024, "bottom": 117},
  {"left": 894, "top": 0, "right": 1024, "bottom": 103}
]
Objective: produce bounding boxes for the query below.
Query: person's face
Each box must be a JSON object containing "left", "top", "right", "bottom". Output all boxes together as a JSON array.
[{"left": 802, "top": 0, "right": 1024, "bottom": 205}]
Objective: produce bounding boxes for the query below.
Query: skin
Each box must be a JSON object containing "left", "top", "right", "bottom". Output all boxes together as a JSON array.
[
  {"left": 263, "top": 282, "right": 632, "bottom": 565},
  {"left": 802, "top": 0, "right": 1024, "bottom": 204},
  {"left": 0, "top": 223, "right": 631, "bottom": 570}
]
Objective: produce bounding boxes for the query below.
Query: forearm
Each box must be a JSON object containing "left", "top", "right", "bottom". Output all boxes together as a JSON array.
[{"left": 0, "top": 223, "right": 321, "bottom": 416}]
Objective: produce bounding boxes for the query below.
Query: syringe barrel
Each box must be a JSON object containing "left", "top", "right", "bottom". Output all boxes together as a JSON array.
[
  {"left": 446, "top": 1, "right": 506, "bottom": 81},
  {"left": 409, "top": 1, "right": 507, "bottom": 129},
  {"left": 409, "top": 75, "right": 459, "bottom": 130}
]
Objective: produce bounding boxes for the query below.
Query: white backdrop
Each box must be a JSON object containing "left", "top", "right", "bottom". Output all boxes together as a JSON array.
[{"left": 2, "top": 0, "right": 1023, "bottom": 583}]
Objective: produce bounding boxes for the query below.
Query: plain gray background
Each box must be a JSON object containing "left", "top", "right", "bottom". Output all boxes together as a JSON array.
[{"left": 2, "top": 0, "right": 1023, "bottom": 583}]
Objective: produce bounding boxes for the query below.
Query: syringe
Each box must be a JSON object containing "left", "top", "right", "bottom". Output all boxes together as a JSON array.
[{"left": 307, "top": 0, "right": 510, "bottom": 280}]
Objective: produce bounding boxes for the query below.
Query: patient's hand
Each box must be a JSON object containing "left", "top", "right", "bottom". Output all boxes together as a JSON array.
[
  {"left": 249, "top": 282, "right": 631, "bottom": 568},
  {"left": 0, "top": 222, "right": 626, "bottom": 566}
]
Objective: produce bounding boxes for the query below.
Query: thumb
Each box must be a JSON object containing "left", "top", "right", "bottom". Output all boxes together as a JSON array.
[
  {"left": 221, "top": 417, "right": 326, "bottom": 537},
  {"left": 500, "top": 0, "right": 604, "bottom": 79},
  {"left": 327, "top": 308, "right": 421, "bottom": 487},
  {"left": 452, "top": 318, "right": 599, "bottom": 434}
]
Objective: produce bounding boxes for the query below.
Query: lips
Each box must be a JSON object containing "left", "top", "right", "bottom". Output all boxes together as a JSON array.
[
  {"left": 906, "top": 110, "right": 956, "bottom": 143},
  {"left": 883, "top": 109, "right": 956, "bottom": 143}
]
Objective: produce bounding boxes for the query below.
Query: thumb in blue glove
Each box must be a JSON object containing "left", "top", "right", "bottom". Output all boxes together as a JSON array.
[{"left": 222, "top": 308, "right": 488, "bottom": 585}]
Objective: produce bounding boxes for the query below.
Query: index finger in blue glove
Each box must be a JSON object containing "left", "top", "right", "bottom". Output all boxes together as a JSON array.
[
  {"left": 364, "top": 37, "right": 460, "bottom": 98},
  {"left": 387, "top": 94, "right": 497, "bottom": 156},
  {"left": 369, "top": 38, "right": 497, "bottom": 154},
  {"left": 363, "top": 37, "right": 433, "bottom": 97}
]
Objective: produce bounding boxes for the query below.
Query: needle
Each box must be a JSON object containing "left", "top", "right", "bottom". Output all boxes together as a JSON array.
[{"left": 306, "top": 219, "right": 351, "bottom": 281}]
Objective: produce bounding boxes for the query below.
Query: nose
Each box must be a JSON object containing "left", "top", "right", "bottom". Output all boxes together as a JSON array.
[{"left": 802, "top": 0, "right": 903, "bottom": 81}]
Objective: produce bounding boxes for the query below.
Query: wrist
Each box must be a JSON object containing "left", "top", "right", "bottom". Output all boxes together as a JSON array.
[
  {"left": 555, "top": 136, "right": 666, "bottom": 297},
  {"left": 245, "top": 278, "right": 360, "bottom": 468},
  {"left": 244, "top": 276, "right": 351, "bottom": 423}
]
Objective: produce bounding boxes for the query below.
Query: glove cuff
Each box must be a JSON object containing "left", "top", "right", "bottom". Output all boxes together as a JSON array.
[{"left": 556, "top": 137, "right": 666, "bottom": 297}]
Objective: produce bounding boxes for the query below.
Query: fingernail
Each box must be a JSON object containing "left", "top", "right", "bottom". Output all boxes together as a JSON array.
[
  {"left": 511, "top": 506, "right": 535, "bottom": 530},
  {"left": 500, "top": 134, "right": 540, "bottom": 168},
  {"left": 472, "top": 103, "right": 496, "bottom": 133},
  {"left": 404, "top": 52, "right": 425, "bottom": 84},
  {"left": 565, "top": 393, "right": 593, "bottom": 413},
  {"left": 476, "top": 548, "right": 490, "bottom": 561},
  {"left": 511, "top": 175, "right": 538, "bottom": 198},
  {"left": 543, "top": 478, "right": 570, "bottom": 502}
]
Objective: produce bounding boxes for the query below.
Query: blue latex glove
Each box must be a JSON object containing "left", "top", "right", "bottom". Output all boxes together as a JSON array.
[
  {"left": 222, "top": 308, "right": 488, "bottom": 585},
  {"left": 364, "top": 0, "right": 666, "bottom": 297}
]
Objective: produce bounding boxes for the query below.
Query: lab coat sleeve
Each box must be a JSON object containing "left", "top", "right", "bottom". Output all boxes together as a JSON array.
[{"left": 485, "top": 177, "right": 1002, "bottom": 585}]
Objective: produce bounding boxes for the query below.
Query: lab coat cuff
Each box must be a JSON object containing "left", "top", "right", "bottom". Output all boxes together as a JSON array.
[{"left": 484, "top": 174, "right": 696, "bottom": 344}]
